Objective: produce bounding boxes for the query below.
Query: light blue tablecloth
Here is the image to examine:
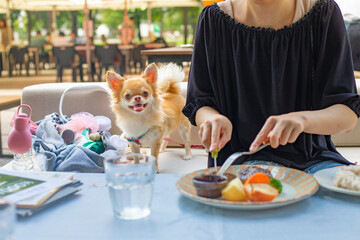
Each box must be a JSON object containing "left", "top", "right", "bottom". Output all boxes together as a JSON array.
[{"left": 15, "top": 173, "right": 360, "bottom": 240}]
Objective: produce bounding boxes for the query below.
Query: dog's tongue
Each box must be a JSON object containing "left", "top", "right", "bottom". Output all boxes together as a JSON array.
[{"left": 134, "top": 104, "right": 145, "bottom": 111}]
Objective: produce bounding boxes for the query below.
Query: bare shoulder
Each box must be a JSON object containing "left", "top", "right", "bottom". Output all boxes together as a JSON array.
[
  {"left": 218, "top": 0, "right": 233, "bottom": 17},
  {"left": 302, "top": 0, "right": 317, "bottom": 12}
]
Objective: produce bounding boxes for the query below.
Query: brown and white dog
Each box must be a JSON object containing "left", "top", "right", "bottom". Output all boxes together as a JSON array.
[{"left": 106, "top": 63, "right": 191, "bottom": 172}]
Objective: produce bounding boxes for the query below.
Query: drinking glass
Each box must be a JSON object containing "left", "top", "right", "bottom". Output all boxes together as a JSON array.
[
  {"left": 0, "top": 200, "right": 16, "bottom": 240},
  {"left": 104, "top": 153, "right": 156, "bottom": 220}
]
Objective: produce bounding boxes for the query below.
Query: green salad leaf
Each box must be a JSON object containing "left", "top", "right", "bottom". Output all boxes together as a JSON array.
[{"left": 270, "top": 178, "right": 282, "bottom": 193}]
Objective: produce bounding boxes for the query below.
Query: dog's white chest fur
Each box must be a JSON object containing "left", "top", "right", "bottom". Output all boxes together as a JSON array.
[
  {"left": 119, "top": 120, "right": 152, "bottom": 139},
  {"left": 118, "top": 120, "right": 163, "bottom": 146}
]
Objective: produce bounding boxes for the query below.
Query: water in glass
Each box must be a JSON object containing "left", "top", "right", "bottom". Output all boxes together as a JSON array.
[{"left": 105, "top": 154, "right": 155, "bottom": 220}]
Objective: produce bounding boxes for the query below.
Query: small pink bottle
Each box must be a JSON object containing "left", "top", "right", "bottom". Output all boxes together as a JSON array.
[{"left": 7, "top": 104, "right": 34, "bottom": 170}]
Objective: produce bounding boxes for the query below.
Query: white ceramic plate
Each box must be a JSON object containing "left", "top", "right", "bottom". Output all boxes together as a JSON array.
[
  {"left": 314, "top": 166, "right": 360, "bottom": 196},
  {"left": 176, "top": 165, "right": 319, "bottom": 210}
]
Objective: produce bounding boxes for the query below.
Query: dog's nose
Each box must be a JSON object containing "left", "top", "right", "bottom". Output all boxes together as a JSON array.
[{"left": 134, "top": 96, "right": 141, "bottom": 102}]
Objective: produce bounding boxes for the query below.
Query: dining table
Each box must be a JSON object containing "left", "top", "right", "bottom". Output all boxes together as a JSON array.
[
  {"left": 14, "top": 173, "right": 360, "bottom": 240},
  {"left": 141, "top": 46, "right": 193, "bottom": 65},
  {"left": 74, "top": 45, "right": 96, "bottom": 57}
]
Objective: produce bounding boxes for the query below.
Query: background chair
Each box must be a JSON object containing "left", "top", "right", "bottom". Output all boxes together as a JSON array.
[
  {"left": 8, "top": 46, "right": 30, "bottom": 77},
  {"left": 131, "top": 44, "right": 146, "bottom": 73},
  {"left": 38, "top": 46, "right": 50, "bottom": 70},
  {"left": 95, "top": 45, "right": 121, "bottom": 81},
  {"left": 76, "top": 46, "right": 96, "bottom": 81},
  {"left": 53, "top": 47, "right": 83, "bottom": 82}
]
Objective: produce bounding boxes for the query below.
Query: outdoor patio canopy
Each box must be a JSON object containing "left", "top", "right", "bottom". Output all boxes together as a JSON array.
[{"left": 0, "top": 0, "right": 201, "bottom": 11}]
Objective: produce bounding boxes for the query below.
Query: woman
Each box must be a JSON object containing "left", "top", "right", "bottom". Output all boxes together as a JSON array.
[
  {"left": 183, "top": 0, "right": 360, "bottom": 173},
  {"left": 0, "top": 18, "right": 13, "bottom": 48},
  {"left": 0, "top": 18, "right": 13, "bottom": 76}
]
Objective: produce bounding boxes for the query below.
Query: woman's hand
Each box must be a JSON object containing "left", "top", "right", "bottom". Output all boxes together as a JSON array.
[
  {"left": 197, "top": 113, "right": 233, "bottom": 153},
  {"left": 250, "top": 113, "right": 306, "bottom": 152},
  {"left": 250, "top": 104, "right": 358, "bottom": 152}
]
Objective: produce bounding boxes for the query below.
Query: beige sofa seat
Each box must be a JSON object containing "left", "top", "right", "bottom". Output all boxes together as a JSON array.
[{"left": 21, "top": 82, "right": 202, "bottom": 147}]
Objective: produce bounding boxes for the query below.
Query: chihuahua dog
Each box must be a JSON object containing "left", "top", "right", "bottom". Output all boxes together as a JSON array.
[{"left": 106, "top": 63, "right": 192, "bottom": 172}]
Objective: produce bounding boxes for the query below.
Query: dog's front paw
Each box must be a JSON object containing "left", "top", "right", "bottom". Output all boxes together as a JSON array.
[{"left": 183, "top": 154, "right": 192, "bottom": 160}]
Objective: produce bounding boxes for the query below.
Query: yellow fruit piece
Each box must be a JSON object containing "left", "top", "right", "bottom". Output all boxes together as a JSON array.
[{"left": 221, "top": 177, "right": 246, "bottom": 201}]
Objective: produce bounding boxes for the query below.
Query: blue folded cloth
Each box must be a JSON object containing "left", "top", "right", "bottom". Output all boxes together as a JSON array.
[{"left": 34, "top": 119, "right": 119, "bottom": 173}]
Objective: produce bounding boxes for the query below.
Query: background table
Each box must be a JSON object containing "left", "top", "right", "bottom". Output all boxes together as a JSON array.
[
  {"left": 141, "top": 47, "right": 193, "bottom": 65},
  {"left": 14, "top": 173, "right": 360, "bottom": 240},
  {"left": 0, "top": 96, "right": 20, "bottom": 112}
]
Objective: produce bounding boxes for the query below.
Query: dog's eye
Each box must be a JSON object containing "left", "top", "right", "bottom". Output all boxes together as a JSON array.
[
  {"left": 124, "top": 94, "right": 131, "bottom": 100},
  {"left": 143, "top": 91, "right": 148, "bottom": 97}
]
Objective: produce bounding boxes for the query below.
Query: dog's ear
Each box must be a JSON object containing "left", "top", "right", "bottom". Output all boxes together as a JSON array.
[
  {"left": 106, "top": 71, "right": 124, "bottom": 104},
  {"left": 106, "top": 71, "right": 124, "bottom": 91},
  {"left": 142, "top": 63, "right": 158, "bottom": 84}
]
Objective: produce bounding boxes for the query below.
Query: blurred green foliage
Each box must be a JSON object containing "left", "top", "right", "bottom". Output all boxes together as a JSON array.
[{"left": 0, "top": 5, "right": 203, "bottom": 45}]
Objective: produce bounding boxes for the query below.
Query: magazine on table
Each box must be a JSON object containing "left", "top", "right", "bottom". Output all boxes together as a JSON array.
[
  {"left": 16, "top": 180, "right": 83, "bottom": 218},
  {"left": 16, "top": 171, "right": 76, "bottom": 208},
  {"left": 0, "top": 169, "right": 73, "bottom": 204}
]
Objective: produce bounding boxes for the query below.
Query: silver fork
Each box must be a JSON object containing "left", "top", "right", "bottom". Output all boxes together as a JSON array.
[{"left": 217, "top": 143, "right": 270, "bottom": 176}]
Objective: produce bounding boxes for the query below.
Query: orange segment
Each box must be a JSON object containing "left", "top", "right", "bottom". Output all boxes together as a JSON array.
[
  {"left": 244, "top": 172, "right": 270, "bottom": 185},
  {"left": 244, "top": 183, "right": 279, "bottom": 202}
]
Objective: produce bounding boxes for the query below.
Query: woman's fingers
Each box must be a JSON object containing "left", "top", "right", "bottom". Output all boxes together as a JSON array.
[
  {"left": 268, "top": 119, "right": 293, "bottom": 148},
  {"left": 278, "top": 125, "right": 293, "bottom": 145},
  {"left": 216, "top": 117, "right": 233, "bottom": 152},
  {"left": 209, "top": 119, "right": 221, "bottom": 152},
  {"left": 274, "top": 118, "right": 303, "bottom": 145},
  {"left": 198, "top": 116, "right": 233, "bottom": 153},
  {"left": 250, "top": 117, "right": 276, "bottom": 151},
  {"left": 251, "top": 114, "right": 305, "bottom": 151},
  {"left": 218, "top": 127, "right": 231, "bottom": 151},
  {"left": 201, "top": 121, "right": 212, "bottom": 150},
  {"left": 288, "top": 125, "right": 303, "bottom": 143}
]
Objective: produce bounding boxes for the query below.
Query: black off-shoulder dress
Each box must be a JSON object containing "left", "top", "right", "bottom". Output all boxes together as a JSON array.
[{"left": 183, "top": 0, "right": 360, "bottom": 170}]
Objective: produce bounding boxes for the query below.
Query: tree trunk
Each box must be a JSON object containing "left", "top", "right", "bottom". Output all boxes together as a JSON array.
[
  {"left": 160, "top": 9, "right": 164, "bottom": 37},
  {"left": 46, "top": 11, "right": 52, "bottom": 33},
  {"left": 71, "top": 11, "right": 78, "bottom": 35},
  {"left": 27, "top": 11, "right": 32, "bottom": 45},
  {"left": 182, "top": 8, "right": 188, "bottom": 44},
  {"left": 51, "top": 8, "right": 57, "bottom": 34},
  {"left": 89, "top": 10, "right": 95, "bottom": 37},
  {"left": 191, "top": 13, "right": 197, "bottom": 44}
]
